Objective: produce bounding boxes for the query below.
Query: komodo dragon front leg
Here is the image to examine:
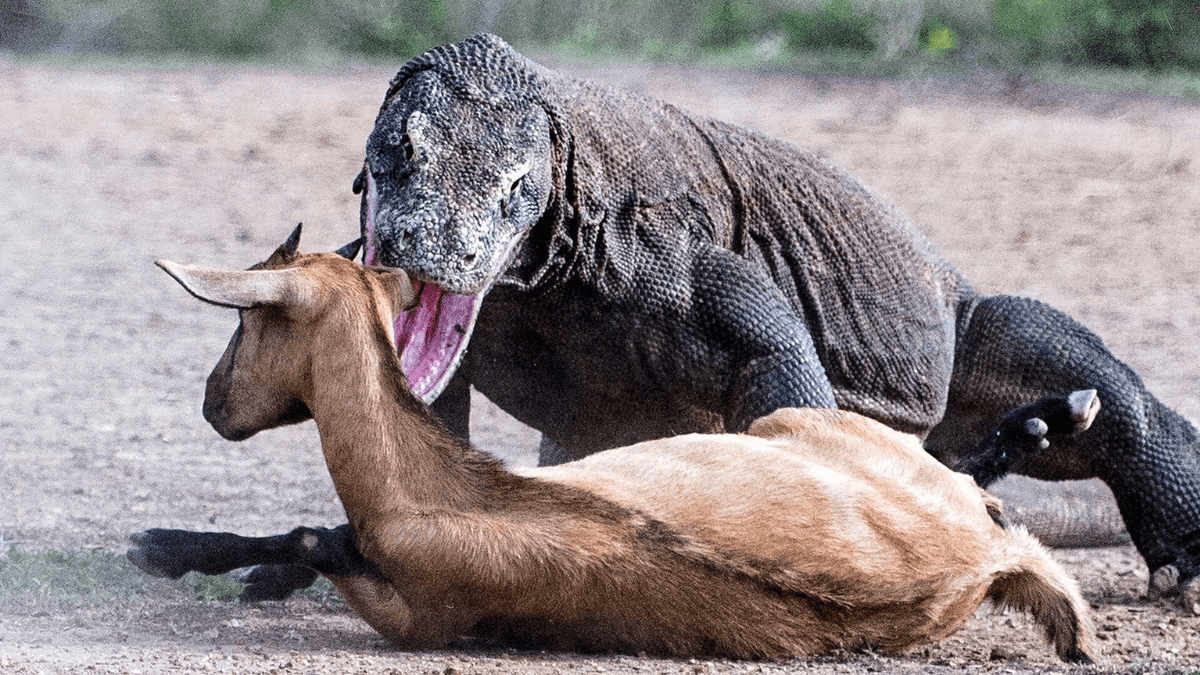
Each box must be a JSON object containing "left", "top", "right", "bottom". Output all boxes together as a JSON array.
[
  {"left": 689, "top": 244, "right": 837, "bottom": 431},
  {"left": 519, "top": 241, "right": 840, "bottom": 466}
]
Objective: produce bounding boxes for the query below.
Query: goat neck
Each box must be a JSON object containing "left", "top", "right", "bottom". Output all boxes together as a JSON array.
[{"left": 305, "top": 273, "right": 499, "bottom": 524}]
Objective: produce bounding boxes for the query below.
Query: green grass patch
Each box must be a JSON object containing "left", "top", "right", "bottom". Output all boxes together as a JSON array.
[
  {"left": 179, "top": 570, "right": 244, "bottom": 603},
  {"left": 0, "top": 549, "right": 153, "bottom": 610},
  {"left": 0, "top": 548, "right": 346, "bottom": 612},
  {"left": 298, "top": 576, "right": 346, "bottom": 607},
  {"left": 181, "top": 569, "right": 345, "bottom": 606}
]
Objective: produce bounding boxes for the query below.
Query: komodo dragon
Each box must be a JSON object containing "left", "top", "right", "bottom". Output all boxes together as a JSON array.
[{"left": 266, "top": 35, "right": 1200, "bottom": 604}]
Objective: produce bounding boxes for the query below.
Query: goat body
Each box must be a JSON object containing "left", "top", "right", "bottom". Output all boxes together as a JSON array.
[{"left": 144, "top": 227, "right": 1097, "bottom": 661}]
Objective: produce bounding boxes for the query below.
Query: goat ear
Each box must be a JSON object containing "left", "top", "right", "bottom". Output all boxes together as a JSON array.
[
  {"left": 156, "top": 260, "right": 314, "bottom": 309},
  {"left": 264, "top": 223, "right": 303, "bottom": 266},
  {"left": 373, "top": 267, "right": 419, "bottom": 317},
  {"left": 335, "top": 237, "right": 364, "bottom": 261}
]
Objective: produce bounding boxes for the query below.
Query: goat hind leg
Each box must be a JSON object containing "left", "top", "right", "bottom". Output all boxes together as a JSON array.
[{"left": 954, "top": 389, "right": 1100, "bottom": 488}]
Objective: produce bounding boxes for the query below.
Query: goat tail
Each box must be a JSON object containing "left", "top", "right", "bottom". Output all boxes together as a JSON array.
[{"left": 985, "top": 526, "right": 1098, "bottom": 664}]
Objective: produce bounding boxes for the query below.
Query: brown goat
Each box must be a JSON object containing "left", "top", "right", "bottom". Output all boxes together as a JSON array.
[{"left": 140, "top": 227, "right": 1097, "bottom": 662}]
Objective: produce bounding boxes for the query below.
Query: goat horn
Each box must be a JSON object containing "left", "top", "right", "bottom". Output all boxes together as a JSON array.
[
  {"left": 281, "top": 223, "right": 302, "bottom": 253},
  {"left": 262, "top": 223, "right": 304, "bottom": 267},
  {"left": 335, "top": 237, "right": 364, "bottom": 261},
  {"left": 156, "top": 260, "right": 314, "bottom": 309}
]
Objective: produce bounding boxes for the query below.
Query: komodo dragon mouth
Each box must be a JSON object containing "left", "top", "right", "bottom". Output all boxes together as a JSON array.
[{"left": 362, "top": 173, "right": 483, "bottom": 405}]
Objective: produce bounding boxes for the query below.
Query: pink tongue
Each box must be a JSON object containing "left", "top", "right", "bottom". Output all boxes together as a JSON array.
[
  {"left": 363, "top": 169, "right": 481, "bottom": 404},
  {"left": 394, "top": 281, "right": 479, "bottom": 404}
]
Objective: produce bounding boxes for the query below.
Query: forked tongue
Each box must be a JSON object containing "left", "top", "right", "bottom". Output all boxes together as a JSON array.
[{"left": 363, "top": 170, "right": 483, "bottom": 404}]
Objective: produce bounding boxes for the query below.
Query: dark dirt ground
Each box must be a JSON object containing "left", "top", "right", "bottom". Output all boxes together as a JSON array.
[{"left": 1, "top": 52, "right": 1198, "bottom": 673}]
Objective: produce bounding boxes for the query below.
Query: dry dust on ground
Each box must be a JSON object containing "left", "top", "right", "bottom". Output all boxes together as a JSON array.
[{"left": 0, "top": 53, "right": 1198, "bottom": 673}]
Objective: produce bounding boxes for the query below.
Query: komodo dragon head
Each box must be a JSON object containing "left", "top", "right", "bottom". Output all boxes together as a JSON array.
[{"left": 354, "top": 34, "right": 557, "bottom": 403}]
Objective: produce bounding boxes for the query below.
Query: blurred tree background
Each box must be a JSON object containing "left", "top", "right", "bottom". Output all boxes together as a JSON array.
[{"left": 1, "top": 0, "right": 1198, "bottom": 72}]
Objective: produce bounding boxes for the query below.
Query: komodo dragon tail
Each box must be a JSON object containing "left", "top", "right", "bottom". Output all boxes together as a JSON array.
[{"left": 992, "top": 476, "right": 1130, "bottom": 548}]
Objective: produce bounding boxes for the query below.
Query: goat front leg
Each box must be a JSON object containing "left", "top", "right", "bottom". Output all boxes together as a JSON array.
[
  {"left": 236, "top": 564, "right": 319, "bottom": 601},
  {"left": 127, "top": 525, "right": 375, "bottom": 600},
  {"left": 128, "top": 526, "right": 422, "bottom": 642}
]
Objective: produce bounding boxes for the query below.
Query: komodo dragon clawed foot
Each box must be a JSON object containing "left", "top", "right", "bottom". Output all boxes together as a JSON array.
[
  {"left": 954, "top": 390, "right": 1100, "bottom": 489},
  {"left": 1149, "top": 559, "right": 1200, "bottom": 614}
]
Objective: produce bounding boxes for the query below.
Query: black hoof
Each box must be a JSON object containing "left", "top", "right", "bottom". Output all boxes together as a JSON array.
[
  {"left": 1066, "top": 389, "right": 1101, "bottom": 431},
  {"left": 237, "top": 564, "right": 319, "bottom": 602},
  {"left": 1005, "top": 389, "right": 1101, "bottom": 449},
  {"left": 126, "top": 529, "right": 193, "bottom": 580}
]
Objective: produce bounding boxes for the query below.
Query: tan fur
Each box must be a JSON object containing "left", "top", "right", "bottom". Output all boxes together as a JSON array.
[{"left": 174, "top": 249, "right": 1098, "bottom": 662}]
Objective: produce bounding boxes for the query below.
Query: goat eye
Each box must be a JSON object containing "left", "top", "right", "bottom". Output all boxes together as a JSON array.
[{"left": 509, "top": 176, "right": 522, "bottom": 195}]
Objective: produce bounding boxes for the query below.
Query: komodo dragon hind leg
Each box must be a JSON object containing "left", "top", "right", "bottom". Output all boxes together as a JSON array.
[
  {"left": 955, "top": 389, "right": 1100, "bottom": 489},
  {"left": 927, "top": 294, "right": 1200, "bottom": 603}
]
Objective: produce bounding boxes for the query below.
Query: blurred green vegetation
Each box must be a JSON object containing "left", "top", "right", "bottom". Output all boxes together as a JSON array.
[
  {"left": 780, "top": 0, "right": 876, "bottom": 55},
  {"left": 991, "top": 0, "right": 1200, "bottom": 69},
  {"left": 0, "top": 547, "right": 347, "bottom": 612},
  {"left": 0, "top": 549, "right": 153, "bottom": 611},
  {"left": 2, "top": 0, "right": 1199, "bottom": 77}
]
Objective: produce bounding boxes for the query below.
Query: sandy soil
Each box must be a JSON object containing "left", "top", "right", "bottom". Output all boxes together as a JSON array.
[{"left": 0, "top": 52, "right": 1198, "bottom": 673}]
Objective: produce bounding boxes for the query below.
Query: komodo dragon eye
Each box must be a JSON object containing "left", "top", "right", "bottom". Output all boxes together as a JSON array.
[
  {"left": 500, "top": 176, "right": 523, "bottom": 218},
  {"left": 386, "top": 139, "right": 416, "bottom": 185},
  {"left": 384, "top": 129, "right": 415, "bottom": 171}
]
